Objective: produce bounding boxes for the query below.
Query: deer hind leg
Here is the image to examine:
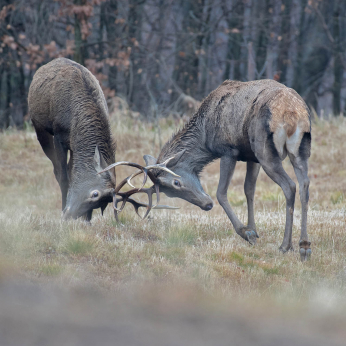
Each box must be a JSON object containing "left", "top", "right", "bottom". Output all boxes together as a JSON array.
[
  {"left": 288, "top": 133, "right": 311, "bottom": 261},
  {"left": 217, "top": 156, "right": 259, "bottom": 245},
  {"left": 259, "top": 157, "right": 296, "bottom": 253},
  {"left": 244, "top": 162, "right": 261, "bottom": 230}
]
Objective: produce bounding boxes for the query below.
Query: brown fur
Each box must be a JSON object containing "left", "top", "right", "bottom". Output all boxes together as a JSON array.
[
  {"left": 150, "top": 79, "right": 311, "bottom": 257},
  {"left": 29, "top": 58, "right": 116, "bottom": 220},
  {"left": 268, "top": 89, "right": 310, "bottom": 137},
  {"left": 158, "top": 79, "right": 311, "bottom": 167}
]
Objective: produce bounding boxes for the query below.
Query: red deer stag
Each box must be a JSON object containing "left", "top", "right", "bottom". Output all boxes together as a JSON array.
[
  {"left": 29, "top": 58, "right": 176, "bottom": 221},
  {"left": 103, "top": 80, "right": 311, "bottom": 260}
]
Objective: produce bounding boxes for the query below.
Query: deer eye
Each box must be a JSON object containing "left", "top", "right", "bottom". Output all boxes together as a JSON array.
[
  {"left": 91, "top": 190, "right": 99, "bottom": 198},
  {"left": 173, "top": 180, "right": 181, "bottom": 187}
]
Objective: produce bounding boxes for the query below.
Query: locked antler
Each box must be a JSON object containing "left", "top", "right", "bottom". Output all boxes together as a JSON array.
[{"left": 98, "top": 158, "right": 178, "bottom": 220}]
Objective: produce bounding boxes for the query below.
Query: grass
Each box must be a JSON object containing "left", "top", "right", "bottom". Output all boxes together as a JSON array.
[{"left": 2, "top": 111, "right": 346, "bottom": 319}]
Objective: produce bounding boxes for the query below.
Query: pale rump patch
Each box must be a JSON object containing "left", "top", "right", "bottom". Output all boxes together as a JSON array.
[
  {"left": 269, "top": 89, "right": 309, "bottom": 158},
  {"left": 272, "top": 126, "right": 287, "bottom": 159},
  {"left": 273, "top": 123, "right": 305, "bottom": 158},
  {"left": 269, "top": 89, "right": 310, "bottom": 136}
]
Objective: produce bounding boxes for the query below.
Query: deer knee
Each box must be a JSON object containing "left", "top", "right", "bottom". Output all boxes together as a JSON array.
[
  {"left": 299, "top": 178, "right": 309, "bottom": 201},
  {"left": 217, "top": 190, "right": 227, "bottom": 205},
  {"left": 285, "top": 181, "right": 296, "bottom": 205},
  {"left": 303, "top": 178, "right": 310, "bottom": 190},
  {"left": 244, "top": 180, "right": 255, "bottom": 198}
]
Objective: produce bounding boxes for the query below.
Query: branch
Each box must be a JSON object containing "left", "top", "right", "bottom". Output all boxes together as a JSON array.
[
  {"left": 311, "top": 3, "right": 346, "bottom": 70},
  {"left": 0, "top": 26, "right": 27, "bottom": 52},
  {"left": 312, "top": 4, "right": 334, "bottom": 44}
]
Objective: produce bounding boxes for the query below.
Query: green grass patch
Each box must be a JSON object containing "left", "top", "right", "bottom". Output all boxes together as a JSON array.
[
  {"left": 331, "top": 191, "right": 344, "bottom": 204},
  {"left": 262, "top": 266, "right": 280, "bottom": 275},
  {"left": 65, "top": 238, "right": 93, "bottom": 255},
  {"left": 166, "top": 226, "right": 197, "bottom": 247},
  {"left": 162, "top": 247, "right": 186, "bottom": 266},
  {"left": 261, "top": 191, "right": 281, "bottom": 202},
  {"left": 40, "top": 264, "right": 62, "bottom": 276},
  {"left": 227, "top": 191, "right": 245, "bottom": 207}
]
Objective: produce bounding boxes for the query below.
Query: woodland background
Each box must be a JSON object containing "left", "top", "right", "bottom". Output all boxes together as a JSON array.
[{"left": 1, "top": 0, "right": 346, "bottom": 129}]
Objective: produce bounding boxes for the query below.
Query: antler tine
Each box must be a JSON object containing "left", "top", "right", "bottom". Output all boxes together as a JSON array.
[
  {"left": 126, "top": 197, "right": 180, "bottom": 218},
  {"left": 126, "top": 173, "right": 136, "bottom": 189},
  {"left": 127, "top": 170, "right": 148, "bottom": 191},
  {"left": 114, "top": 185, "right": 156, "bottom": 219},
  {"left": 114, "top": 191, "right": 179, "bottom": 220},
  {"left": 112, "top": 189, "right": 125, "bottom": 212},
  {"left": 145, "top": 159, "right": 180, "bottom": 177},
  {"left": 126, "top": 197, "right": 179, "bottom": 210},
  {"left": 152, "top": 184, "right": 160, "bottom": 209},
  {"left": 98, "top": 161, "right": 145, "bottom": 174},
  {"left": 141, "top": 188, "right": 153, "bottom": 220},
  {"left": 98, "top": 161, "right": 149, "bottom": 190},
  {"left": 107, "top": 158, "right": 179, "bottom": 221}
]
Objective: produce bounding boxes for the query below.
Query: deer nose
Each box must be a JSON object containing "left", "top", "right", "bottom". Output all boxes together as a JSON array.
[{"left": 204, "top": 202, "right": 213, "bottom": 211}]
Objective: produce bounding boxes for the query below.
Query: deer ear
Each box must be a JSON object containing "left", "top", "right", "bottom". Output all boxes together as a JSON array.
[
  {"left": 94, "top": 145, "right": 109, "bottom": 173},
  {"left": 166, "top": 149, "right": 186, "bottom": 168},
  {"left": 143, "top": 154, "right": 157, "bottom": 166}
]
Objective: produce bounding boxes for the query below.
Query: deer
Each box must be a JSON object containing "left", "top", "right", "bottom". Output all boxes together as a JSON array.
[
  {"left": 103, "top": 79, "right": 311, "bottom": 261},
  {"left": 29, "top": 58, "right": 176, "bottom": 221}
]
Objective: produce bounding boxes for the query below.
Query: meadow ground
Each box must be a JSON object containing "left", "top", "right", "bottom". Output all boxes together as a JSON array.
[{"left": 1, "top": 110, "right": 346, "bottom": 344}]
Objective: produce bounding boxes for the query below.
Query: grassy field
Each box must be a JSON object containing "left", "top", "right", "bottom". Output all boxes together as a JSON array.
[{"left": 1, "top": 110, "right": 346, "bottom": 344}]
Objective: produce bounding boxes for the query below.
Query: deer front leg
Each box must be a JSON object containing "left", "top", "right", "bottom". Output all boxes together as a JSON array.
[
  {"left": 53, "top": 136, "right": 69, "bottom": 210},
  {"left": 217, "top": 156, "right": 259, "bottom": 245}
]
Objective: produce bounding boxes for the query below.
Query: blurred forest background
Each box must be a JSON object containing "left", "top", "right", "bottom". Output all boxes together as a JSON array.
[{"left": 1, "top": 0, "right": 346, "bottom": 129}]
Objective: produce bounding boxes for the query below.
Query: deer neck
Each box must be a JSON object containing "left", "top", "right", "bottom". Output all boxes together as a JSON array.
[{"left": 159, "top": 116, "right": 215, "bottom": 175}]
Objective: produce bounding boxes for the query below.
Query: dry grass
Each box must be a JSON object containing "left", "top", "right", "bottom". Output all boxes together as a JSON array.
[{"left": 1, "top": 111, "right": 346, "bottom": 343}]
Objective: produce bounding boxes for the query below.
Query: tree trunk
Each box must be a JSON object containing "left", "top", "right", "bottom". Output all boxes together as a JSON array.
[
  {"left": 256, "top": 0, "right": 270, "bottom": 78},
  {"left": 73, "top": 0, "right": 87, "bottom": 65},
  {"left": 286, "top": 0, "right": 299, "bottom": 87},
  {"left": 103, "top": 0, "right": 119, "bottom": 92},
  {"left": 127, "top": 0, "right": 145, "bottom": 110},
  {"left": 333, "top": 0, "right": 342, "bottom": 116},
  {"left": 223, "top": 0, "right": 244, "bottom": 81},
  {"left": 247, "top": 42, "right": 255, "bottom": 80},
  {"left": 241, "top": 0, "right": 252, "bottom": 80},
  {"left": 173, "top": 0, "right": 206, "bottom": 97},
  {"left": 277, "top": 0, "right": 291, "bottom": 83},
  {"left": 292, "top": 0, "right": 308, "bottom": 94},
  {"left": 265, "top": 0, "right": 282, "bottom": 79},
  {"left": 200, "top": 1, "right": 213, "bottom": 95}
]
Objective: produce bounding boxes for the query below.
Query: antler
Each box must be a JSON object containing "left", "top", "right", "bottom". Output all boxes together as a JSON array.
[
  {"left": 112, "top": 186, "right": 179, "bottom": 221},
  {"left": 99, "top": 160, "right": 179, "bottom": 220}
]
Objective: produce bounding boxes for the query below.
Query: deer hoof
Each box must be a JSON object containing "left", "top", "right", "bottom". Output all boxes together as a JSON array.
[
  {"left": 299, "top": 240, "right": 311, "bottom": 261},
  {"left": 244, "top": 230, "right": 259, "bottom": 245},
  {"left": 279, "top": 245, "right": 294, "bottom": 253}
]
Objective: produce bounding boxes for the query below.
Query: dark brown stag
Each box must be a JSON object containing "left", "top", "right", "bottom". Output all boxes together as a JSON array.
[
  {"left": 29, "top": 58, "right": 176, "bottom": 221},
  {"left": 104, "top": 80, "right": 312, "bottom": 260}
]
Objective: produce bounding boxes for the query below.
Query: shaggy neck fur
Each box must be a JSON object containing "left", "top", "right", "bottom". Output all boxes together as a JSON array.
[
  {"left": 157, "top": 106, "right": 215, "bottom": 176},
  {"left": 70, "top": 88, "right": 116, "bottom": 183}
]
